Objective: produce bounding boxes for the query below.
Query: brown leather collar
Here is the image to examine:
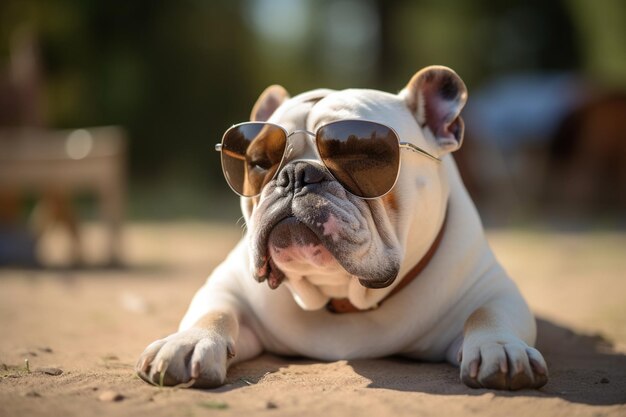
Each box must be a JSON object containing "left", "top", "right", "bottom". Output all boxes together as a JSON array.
[{"left": 326, "top": 212, "right": 448, "bottom": 314}]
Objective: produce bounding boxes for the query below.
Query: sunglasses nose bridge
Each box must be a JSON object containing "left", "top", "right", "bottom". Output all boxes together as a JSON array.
[
  {"left": 287, "top": 129, "right": 316, "bottom": 139},
  {"left": 282, "top": 129, "right": 322, "bottom": 166}
]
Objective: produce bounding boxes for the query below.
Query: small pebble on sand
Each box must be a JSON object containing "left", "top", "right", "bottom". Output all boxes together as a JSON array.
[
  {"left": 36, "top": 367, "right": 63, "bottom": 376},
  {"left": 99, "top": 390, "right": 125, "bottom": 402}
]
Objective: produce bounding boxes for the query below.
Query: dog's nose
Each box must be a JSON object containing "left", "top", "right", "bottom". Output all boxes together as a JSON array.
[
  {"left": 300, "top": 162, "right": 326, "bottom": 185},
  {"left": 276, "top": 161, "right": 328, "bottom": 192}
]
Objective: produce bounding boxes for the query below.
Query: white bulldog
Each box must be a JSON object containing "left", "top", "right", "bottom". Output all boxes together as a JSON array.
[{"left": 136, "top": 66, "right": 548, "bottom": 390}]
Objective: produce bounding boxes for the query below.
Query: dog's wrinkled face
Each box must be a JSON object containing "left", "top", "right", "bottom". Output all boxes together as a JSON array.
[{"left": 241, "top": 66, "right": 467, "bottom": 292}]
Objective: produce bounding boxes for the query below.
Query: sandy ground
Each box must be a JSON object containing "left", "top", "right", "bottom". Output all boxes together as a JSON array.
[{"left": 1, "top": 222, "right": 625, "bottom": 417}]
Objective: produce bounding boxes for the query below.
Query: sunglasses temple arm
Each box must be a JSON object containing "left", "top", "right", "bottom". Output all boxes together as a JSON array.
[
  {"left": 216, "top": 145, "right": 248, "bottom": 161},
  {"left": 399, "top": 142, "right": 441, "bottom": 162}
]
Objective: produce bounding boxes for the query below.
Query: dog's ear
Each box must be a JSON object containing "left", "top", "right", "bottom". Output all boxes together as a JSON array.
[
  {"left": 401, "top": 66, "right": 468, "bottom": 153},
  {"left": 251, "top": 84, "right": 290, "bottom": 122}
]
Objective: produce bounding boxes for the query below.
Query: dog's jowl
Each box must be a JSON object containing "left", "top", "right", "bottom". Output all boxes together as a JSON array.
[{"left": 136, "top": 66, "right": 548, "bottom": 390}]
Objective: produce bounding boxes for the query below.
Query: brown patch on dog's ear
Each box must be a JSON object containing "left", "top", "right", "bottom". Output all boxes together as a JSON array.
[
  {"left": 251, "top": 85, "right": 290, "bottom": 122},
  {"left": 401, "top": 66, "right": 468, "bottom": 154},
  {"left": 381, "top": 191, "right": 399, "bottom": 212}
]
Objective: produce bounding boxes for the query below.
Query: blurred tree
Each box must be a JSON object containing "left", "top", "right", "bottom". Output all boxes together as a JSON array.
[{"left": 566, "top": 0, "right": 626, "bottom": 88}]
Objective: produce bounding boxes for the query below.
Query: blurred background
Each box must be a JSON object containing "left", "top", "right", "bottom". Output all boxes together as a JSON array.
[{"left": 1, "top": 0, "right": 625, "bottom": 267}]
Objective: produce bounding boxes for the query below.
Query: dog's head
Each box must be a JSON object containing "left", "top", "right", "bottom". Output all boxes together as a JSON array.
[{"left": 239, "top": 66, "right": 467, "bottom": 297}]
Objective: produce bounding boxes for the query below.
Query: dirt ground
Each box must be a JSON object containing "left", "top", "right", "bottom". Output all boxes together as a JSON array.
[{"left": 1, "top": 222, "right": 625, "bottom": 417}]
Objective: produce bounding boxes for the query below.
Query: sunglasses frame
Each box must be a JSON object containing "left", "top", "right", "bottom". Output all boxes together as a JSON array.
[{"left": 215, "top": 119, "right": 441, "bottom": 199}]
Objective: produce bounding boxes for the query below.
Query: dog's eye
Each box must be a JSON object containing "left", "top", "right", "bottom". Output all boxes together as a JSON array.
[{"left": 249, "top": 156, "right": 273, "bottom": 171}]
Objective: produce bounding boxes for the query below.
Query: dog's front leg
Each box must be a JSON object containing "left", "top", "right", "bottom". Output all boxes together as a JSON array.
[{"left": 456, "top": 289, "right": 549, "bottom": 390}]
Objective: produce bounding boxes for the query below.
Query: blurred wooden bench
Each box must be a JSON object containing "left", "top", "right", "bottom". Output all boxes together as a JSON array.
[{"left": 0, "top": 126, "right": 126, "bottom": 265}]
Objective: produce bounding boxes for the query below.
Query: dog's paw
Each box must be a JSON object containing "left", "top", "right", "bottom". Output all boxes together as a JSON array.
[
  {"left": 136, "top": 328, "right": 235, "bottom": 388},
  {"left": 459, "top": 340, "right": 548, "bottom": 390}
]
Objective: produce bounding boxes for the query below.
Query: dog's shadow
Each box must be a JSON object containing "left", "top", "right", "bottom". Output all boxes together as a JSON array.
[
  {"left": 222, "top": 318, "right": 626, "bottom": 405},
  {"left": 347, "top": 318, "right": 626, "bottom": 405}
]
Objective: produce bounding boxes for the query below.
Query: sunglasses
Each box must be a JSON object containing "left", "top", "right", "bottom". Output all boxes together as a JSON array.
[{"left": 215, "top": 119, "right": 440, "bottom": 199}]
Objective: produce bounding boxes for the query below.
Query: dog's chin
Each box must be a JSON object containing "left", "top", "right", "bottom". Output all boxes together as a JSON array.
[
  {"left": 254, "top": 216, "right": 399, "bottom": 290},
  {"left": 259, "top": 217, "right": 336, "bottom": 289}
]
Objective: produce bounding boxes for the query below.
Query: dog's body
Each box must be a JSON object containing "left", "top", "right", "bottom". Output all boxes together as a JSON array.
[{"left": 137, "top": 67, "right": 548, "bottom": 390}]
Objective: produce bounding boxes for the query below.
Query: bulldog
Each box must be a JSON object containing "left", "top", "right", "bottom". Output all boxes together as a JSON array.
[{"left": 136, "top": 66, "right": 548, "bottom": 390}]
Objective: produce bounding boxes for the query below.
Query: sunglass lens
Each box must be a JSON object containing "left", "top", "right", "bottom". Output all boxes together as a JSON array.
[
  {"left": 316, "top": 121, "right": 400, "bottom": 198},
  {"left": 221, "top": 123, "right": 286, "bottom": 196}
]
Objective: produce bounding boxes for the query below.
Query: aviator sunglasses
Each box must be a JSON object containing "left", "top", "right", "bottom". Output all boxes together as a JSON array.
[{"left": 215, "top": 119, "right": 441, "bottom": 199}]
